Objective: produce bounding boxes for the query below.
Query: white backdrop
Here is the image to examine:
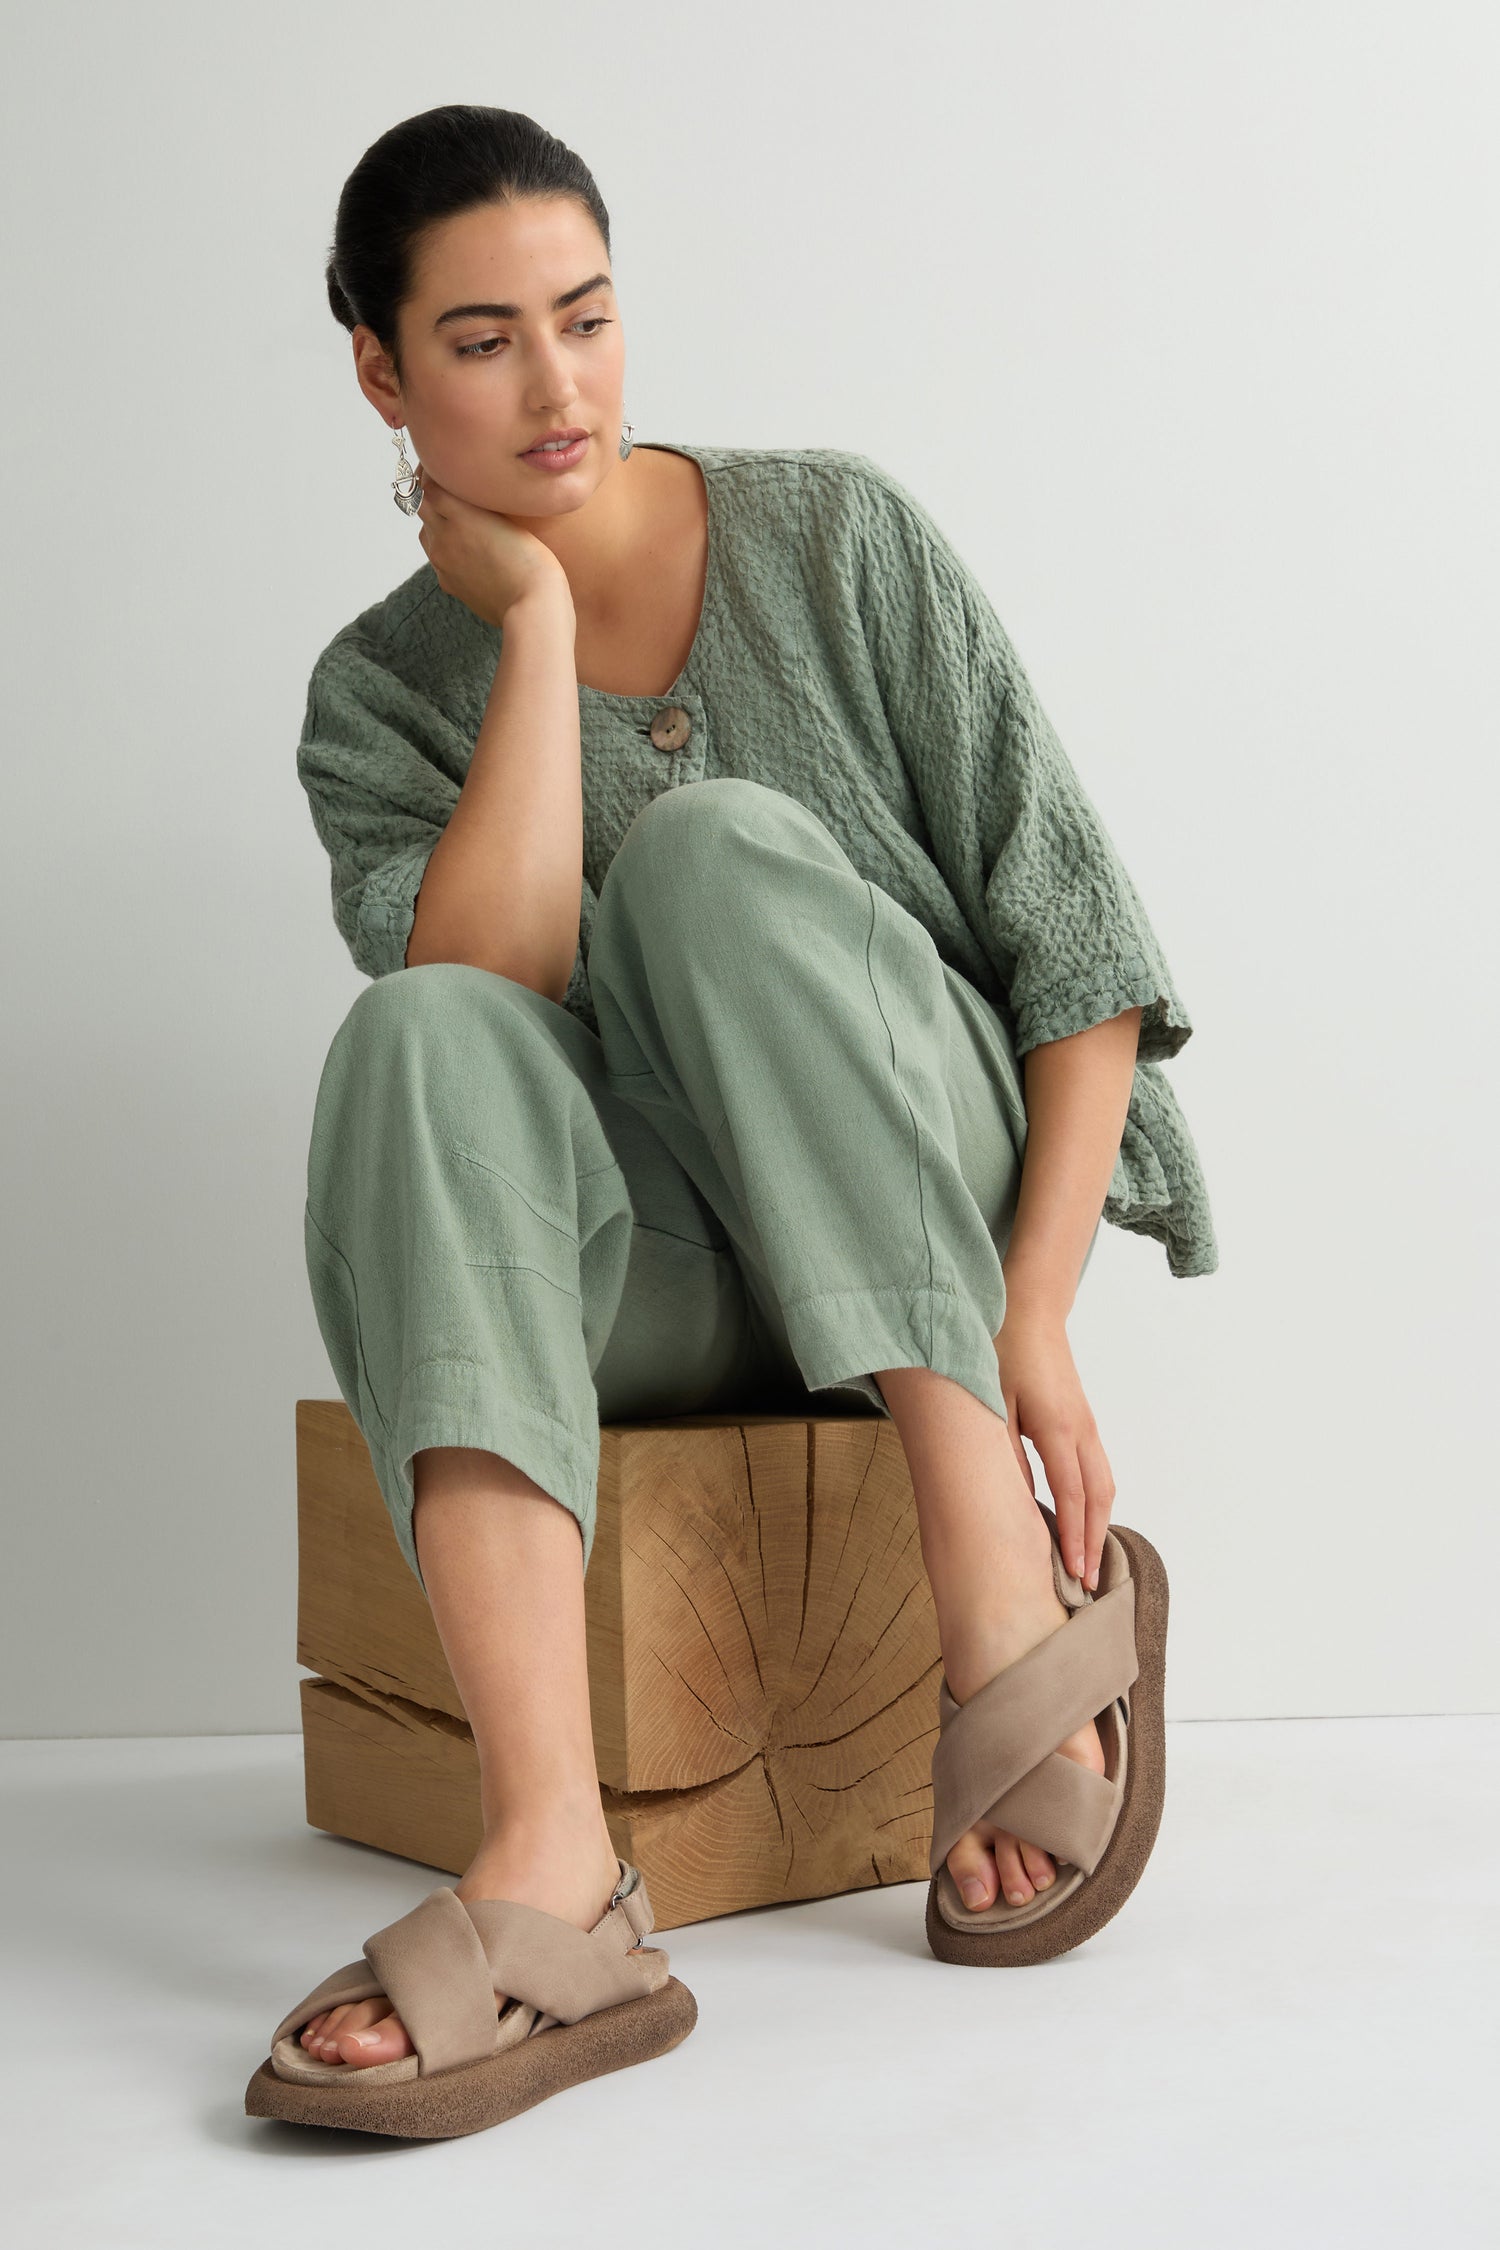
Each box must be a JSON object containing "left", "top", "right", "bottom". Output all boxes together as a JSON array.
[{"left": 3, "top": 0, "right": 1494, "bottom": 1736}]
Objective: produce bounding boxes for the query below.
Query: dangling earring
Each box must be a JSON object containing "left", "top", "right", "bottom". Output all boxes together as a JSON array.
[
  {"left": 618, "top": 417, "right": 635, "bottom": 461},
  {"left": 390, "top": 423, "right": 423, "bottom": 515}
]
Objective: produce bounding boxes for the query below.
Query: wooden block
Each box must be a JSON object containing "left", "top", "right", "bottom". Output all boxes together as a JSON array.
[
  {"left": 299, "top": 1675, "right": 483, "bottom": 1877},
  {"left": 295, "top": 1399, "right": 941, "bottom": 1928},
  {"left": 296, "top": 1401, "right": 463, "bottom": 1722}
]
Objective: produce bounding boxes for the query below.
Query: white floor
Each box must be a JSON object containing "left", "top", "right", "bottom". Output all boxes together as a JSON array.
[{"left": 5, "top": 1715, "right": 1494, "bottom": 2249}]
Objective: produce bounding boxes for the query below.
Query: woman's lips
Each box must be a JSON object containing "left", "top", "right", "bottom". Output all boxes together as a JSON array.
[{"left": 520, "top": 433, "right": 590, "bottom": 471}]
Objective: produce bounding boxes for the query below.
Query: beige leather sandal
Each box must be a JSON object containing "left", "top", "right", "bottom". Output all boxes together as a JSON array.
[
  {"left": 926, "top": 1502, "right": 1168, "bottom": 1966},
  {"left": 244, "top": 1858, "right": 696, "bottom": 2138}
]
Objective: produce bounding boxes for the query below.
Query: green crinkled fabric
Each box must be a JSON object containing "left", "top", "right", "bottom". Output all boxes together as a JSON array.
[{"left": 296, "top": 440, "right": 1218, "bottom": 1280}]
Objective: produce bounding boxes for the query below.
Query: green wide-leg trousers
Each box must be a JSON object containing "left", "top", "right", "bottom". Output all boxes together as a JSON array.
[{"left": 303, "top": 779, "right": 1096, "bottom": 1589}]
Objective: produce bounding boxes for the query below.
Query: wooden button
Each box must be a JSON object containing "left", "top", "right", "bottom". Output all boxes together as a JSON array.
[{"left": 649, "top": 704, "right": 692, "bottom": 753}]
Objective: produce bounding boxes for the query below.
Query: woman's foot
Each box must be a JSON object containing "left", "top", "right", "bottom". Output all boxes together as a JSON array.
[
  {"left": 939, "top": 1519, "right": 1106, "bottom": 1911},
  {"left": 296, "top": 1807, "right": 624, "bottom": 2069},
  {"left": 868, "top": 1362, "right": 1106, "bottom": 1914}
]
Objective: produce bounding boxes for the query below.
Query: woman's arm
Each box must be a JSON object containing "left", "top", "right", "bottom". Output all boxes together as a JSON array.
[
  {"left": 991, "top": 1002, "right": 1143, "bottom": 1591},
  {"left": 405, "top": 580, "right": 581, "bottom": 998},
  {"left": 1003, "top": 1005, "right": 1144, "bottom": 1322},
  {"left": 830, "top": 452, "right": 1194, "bottom": 1069},
  {"left": 297, "top": 474, "right": 588, "bottom": 1003},
  {"left": 403, "top": 472, "right": 583, "bottom": 999},
  {"left": 830, "top": 447, "right": 1216, "bottom": 1279}
]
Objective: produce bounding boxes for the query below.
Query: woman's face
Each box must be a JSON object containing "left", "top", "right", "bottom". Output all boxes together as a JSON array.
[{"left": 354, "top": 194, "right": 627, "bottom": 517}]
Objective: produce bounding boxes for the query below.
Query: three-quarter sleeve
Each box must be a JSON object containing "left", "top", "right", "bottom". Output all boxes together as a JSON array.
[
  {"left": 296, "top": 625, "right": 588, "bottom": 1004},
  {"left": 296, "top": 629, "right": 459, "bottom": 980},
  {"left": 843, "top": 456, "right": 1195, "bottom": 1067}
]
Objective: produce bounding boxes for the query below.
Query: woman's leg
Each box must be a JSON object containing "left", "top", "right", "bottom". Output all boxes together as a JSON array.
[
  {"left": 303, "top": 965, "right": 640, "bottom": 1586},
  {"left": 298, "top": 1447, "right": 624, "bottom": 2068},
  {"left": 298, "top": 963, "right": 757, "bottom": 2066},
  {"left": 587, "top": 778, "right": 1102, "bottom": 1918},
  {"left": 870, "top": 1367, "right": 1104, "bottom": 1911}
]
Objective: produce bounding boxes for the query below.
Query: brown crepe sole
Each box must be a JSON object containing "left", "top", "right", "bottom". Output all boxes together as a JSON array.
[
  {"left": 924, "top": 1521, "right": 1169, "bottom": 1967},
  {"left": 244, "top": 1974, "right": 698, "bottom": 2139}
]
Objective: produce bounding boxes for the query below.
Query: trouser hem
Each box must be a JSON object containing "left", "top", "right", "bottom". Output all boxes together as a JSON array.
[
  {"left": 374, "top": 1356, "right": 601, "bottom": 1590},
  {"left": 780, "top": 1281, "right": 1008, "bottom": 1424}
]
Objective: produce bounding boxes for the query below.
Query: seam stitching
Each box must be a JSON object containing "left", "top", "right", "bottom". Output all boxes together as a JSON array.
[
  {"left": 860, "top": 882, "right": 938, "bottom": 1363},
  {"left": 303, "top": 1204, "right": 395, "bottom": 1447}
]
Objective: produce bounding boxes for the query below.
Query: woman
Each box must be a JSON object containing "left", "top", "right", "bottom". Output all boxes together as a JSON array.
[{"left": 247, "top": 104, "right": 1217, "bottom": 2138}]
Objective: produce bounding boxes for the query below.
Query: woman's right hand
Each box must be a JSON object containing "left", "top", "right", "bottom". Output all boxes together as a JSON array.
[{"left": 412, "top": 462, "right": 572, "bottom": 630}]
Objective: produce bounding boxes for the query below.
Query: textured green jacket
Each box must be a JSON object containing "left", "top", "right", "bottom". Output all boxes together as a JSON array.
[{"left": 297, "top": 440, "right": 1218, "bottom": 1278}]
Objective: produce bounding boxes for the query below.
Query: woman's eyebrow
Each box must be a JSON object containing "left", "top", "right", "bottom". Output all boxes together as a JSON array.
[{"left": 433, "top": 274, "right": 614, "bottom": 329}]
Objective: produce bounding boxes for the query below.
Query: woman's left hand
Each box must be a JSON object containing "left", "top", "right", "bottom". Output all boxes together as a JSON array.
[{"left": 994, "top": 1304, "right": 1115, "bottom": 1591}]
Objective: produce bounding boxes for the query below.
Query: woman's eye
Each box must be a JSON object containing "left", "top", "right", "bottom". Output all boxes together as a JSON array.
[{"left": 456, "top": 316, "right": 612, "bottom": 359}]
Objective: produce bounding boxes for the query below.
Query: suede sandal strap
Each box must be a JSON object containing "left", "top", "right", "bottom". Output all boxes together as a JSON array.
[
  {"left": 265, "top": 1862, "right": 665, "bottom": 2077},
  {"left": 362, "top": 1885, "right": 509, "bottom": 2076},
  {"left": 966, "top": 1747, "right": 1124, "bottom": 1876},
  {"left": 929, "top": 1577, "right": 1139, "bottom": 1876},
  {"left": 462, "top": 1884, "right": 661, "bottom": 2025}
]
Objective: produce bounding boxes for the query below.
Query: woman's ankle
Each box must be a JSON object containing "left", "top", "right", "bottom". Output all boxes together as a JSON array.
[
  {"left": 475, "top": 1789, "right": 613, "bottom": 1852},
  {"left": 458, "top": 1797, "right": 621, "bottom": 1915},
  {"left": 929, "top": 1510, "right": 1070, "bottom": 1703},
  {"left": 923, "top": 1488, "right": 1050, "bottom": 1624}
]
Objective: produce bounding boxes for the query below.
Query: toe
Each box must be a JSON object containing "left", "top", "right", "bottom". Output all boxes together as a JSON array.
[
  {"left": 1020, "top": 1839, "right": 1056, "bottom": 1890},
  {"left": 993, "top": 1833, "right": 1035, "bottom": 1906},
  {"left": 945, "top": 1830, "right": 999, "bottom": 1910},
  {"left": 310, "top": 2001, "right": 352, "bottom": 2057},
  {"left": 333, "top": 2008, "right": 411, "bottom": 2066},
  {"left": 310, "top": 1997, "right": 380, "bottom": 2061}
]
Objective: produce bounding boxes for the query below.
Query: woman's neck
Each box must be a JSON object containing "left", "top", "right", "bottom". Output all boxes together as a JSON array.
[{"left": 511, "top": 444, "right": 671, "bottom": 619}]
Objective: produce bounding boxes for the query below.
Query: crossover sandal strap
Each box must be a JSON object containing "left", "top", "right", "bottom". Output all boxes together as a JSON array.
[
  {"left": 928, "top": 1576, "right": 1139, "bottom": 1877},
  {"left": 463, "top": 1868, "right": 663, "bottom": 2027},
  {"left": 362, "top": 1885, "right": 514, "bottom": 2076},
  {"left": 959, "top": 1744, "right": 1124, "bottom": 1877},
  {"left": 267, "top": 1862, "right": 665, "bottom": 2076}
]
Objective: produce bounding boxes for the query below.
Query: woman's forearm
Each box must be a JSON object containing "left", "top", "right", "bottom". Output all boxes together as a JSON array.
[
  {"left": 1000, "top": 1007, "right": 1144, "bottom": 1324},
  {"left": 405, "top": 581, "right": 582, "bottom": 998}
]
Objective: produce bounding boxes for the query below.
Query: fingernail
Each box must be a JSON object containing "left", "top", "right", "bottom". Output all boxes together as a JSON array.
[
  {"left": 961, "top": 1877, "right": 987, "bottom": 1906},
  {"left": 349, "top": 2033, "right": 381, "bottom": 2048},
  {"left": 1007, "top": 1888, "right": 1027, "bottom": 1904},
  {"left": 1034, "top": 1869, "right": 1053, "bottom": 1888},
  {"left": 1075, "top": 1556, "right": 1085, "bottom": 1578}
]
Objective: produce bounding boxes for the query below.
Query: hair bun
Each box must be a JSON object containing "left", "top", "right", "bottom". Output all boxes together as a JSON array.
[{"left": 325, "top": 262, "right": 358, "bottom": 331}]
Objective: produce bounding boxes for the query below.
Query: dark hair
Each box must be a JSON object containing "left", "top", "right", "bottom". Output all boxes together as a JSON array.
[{"left": 325, "top": 105, "right": 611, "bottom": 383}]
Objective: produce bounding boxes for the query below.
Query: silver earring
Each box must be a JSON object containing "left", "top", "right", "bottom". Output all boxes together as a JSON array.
[
  {"left": 390, "top": 423, "right": 423, "bottom": 515},
  {"left": 618, "top": 418, "right": 635, "bottom": 460}
]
